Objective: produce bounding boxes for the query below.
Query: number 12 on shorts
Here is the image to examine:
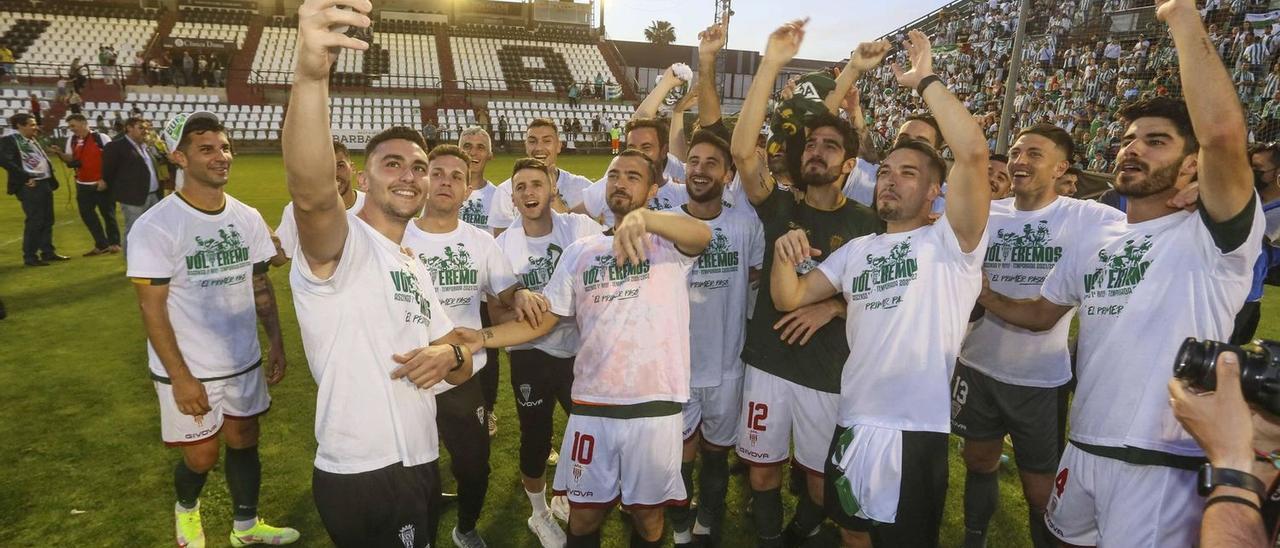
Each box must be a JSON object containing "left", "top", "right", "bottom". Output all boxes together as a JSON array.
[
  {"left": 747, "top": 401, "right": 768, "bottom": 431},
  {"left": 571, "top": 431, "right": 595, "bottom": 464}
]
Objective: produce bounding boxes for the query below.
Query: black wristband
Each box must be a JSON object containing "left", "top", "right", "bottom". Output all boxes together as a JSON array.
[
  {"left": 916, "top": 75, "right": 942, "bottom": 96},
  {"left": 1205, "top": 495, "right": 1262, "bottom": 513},
  {"left": 449, "top": 344, "right": 465, "bottom": 372}
]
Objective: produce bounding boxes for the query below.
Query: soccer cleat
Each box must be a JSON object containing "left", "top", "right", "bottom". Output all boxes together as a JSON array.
[
  {"left": 527, "top": 510, "right": 567, "bottom": 547},
  {"left": 546, "top": 448, "right": 559, "bottom": 466},
  {"left": 228, "top": 518, "right": 300, "bottom": 546},
  {"left": 452, "top": 526, "right": 488, "bottom": 548},
  {"left": 487, "top": 412, "right": 498, "bottom": 437},
  {"left": 175, "top": 503, "right": 205, "bottom": 548},
  {"left": 550, "top": 495, "right": 570, "bottom": 522}
]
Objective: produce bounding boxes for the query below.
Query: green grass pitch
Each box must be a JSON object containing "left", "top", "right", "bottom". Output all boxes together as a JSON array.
[{"left": 4, "top": 152, "right": 1267, "bottom": 546}]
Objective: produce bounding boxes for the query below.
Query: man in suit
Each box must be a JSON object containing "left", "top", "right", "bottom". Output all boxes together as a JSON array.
[
  {"left": 1, "top": 112, "right": 67, "bottom": 266},
  {"left": 103, "top": 117, "right": 163, "bottom": 250}
]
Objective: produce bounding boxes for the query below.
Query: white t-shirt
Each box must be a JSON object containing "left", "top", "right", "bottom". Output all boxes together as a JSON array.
[
  {"left": 1042, "top": 202, "right": 1264, "bottom": 456},
  {"left": 816, "top": 216, "right": 987, "bottom": 433},
  {"left": 127, "top": 194, "right": 276, "bottom": 380},
  {"left": 665, "top": 153, "right": 686, "bottom": 184},
  {"left": 843, "top": 159, "right": 946, "bottom": 213},
  {"left": 678, "top": 206, "right": 764, "bottom": 387},
  {"left": 960, "top": 197, "right": 1126, "bottom": 387},
  {"left": 542, "top": 231, "right": 698, "bottom": 405},
  {"left": 582, "top": 175, "right": 687, "bottom": 226},
  {"left": 488, "top": 168, "right": 592, "bottom": 230},
  {"left": 459, "top": 180, "right": 496, "bottom": 233},
  {"left": 276, "top": 191, "right": 365, "bottom": 259},
  {"left": 291, "top": 214, "right": 456, "bottom": 474},
  {"left": 402, "top": 221, "right": 517, "bottom": 373},
  {"left": 496, "top": 211, "right": 604, "bottom": 357}
]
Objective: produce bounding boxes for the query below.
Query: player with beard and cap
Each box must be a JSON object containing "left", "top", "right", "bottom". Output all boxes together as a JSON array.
[
  {"left": 492, "top": 157, "right": 603, "bottom": 546},
  {"left": 952, "top": 124, "right": 1124, "bottom": 548},
  {"left": 977, "top": 1, "right": 1263, "bottom": 544},
  {"left": 771, "top": 28, "right": 991, "bottom": 547},
  {"left": 488, "top": 118, "right": 592, "bottom": 236},
  {"left": 401, "top": 144, "right": 549, "bottom": 548},
  {"left": 666, "top": 129, "right": 765, "bottom": 546},
  {"left": 456, "top": 126, "right": 505, "bottom": 437},
  {"left": 128, "top": 110, "right": 299, "bottom": 547},
  {"left": 988, "top": 152, "right": 1011, "bottom": 199},
  {"left": 1054, "top": 166, "right": 1081, "bottom": 197},
  {"left": 729, "top": 18, "right": 888, "bottom": 547},
  {"left": 272, "top": 140, "right": 363, "bottom": 265},
  {"left": 283, "top": 2, "right": 479, "bottom": 545},
  {"left": 457, "top": 148, "right": 712, "bottom": 548}
]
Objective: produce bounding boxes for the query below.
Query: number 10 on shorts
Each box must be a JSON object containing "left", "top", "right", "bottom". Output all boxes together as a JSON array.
[{"left": 571, "top": 431, "right": 595, "bottom": 464}]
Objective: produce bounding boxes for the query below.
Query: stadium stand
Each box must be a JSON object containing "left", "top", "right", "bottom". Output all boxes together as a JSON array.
[
  {"left": 75, "top": 92, "right": 283, "bottom": 142},
  {"left": 486, "top": 99, "right": 630, "bottom": 131},
  {"left": 0, "top": 8, "right": 156, "bottom": 79},
  {"left": 329, "top": 96, "right": 421, "bottom": 130},
  {"left": 450, "top": 24, "right": 615, "bottom": 93},
  {"left": 0, "top": 87, "right": 50, "bottom": 122},
  {"left": 252, "top": 20, "right": 442, "bottom": 88}
]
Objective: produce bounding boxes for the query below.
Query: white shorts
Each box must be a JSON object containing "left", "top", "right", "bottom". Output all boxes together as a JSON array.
[
  {"left": 682, "top": 375, "right": 743, "bottom": 448},
  {"left": 1045, "top": 443, "right": 1202, "bottom": 547},
  {"left": 735, "top": 367, "right": 839, "bottom": 474},
  {"left": 154, "top": 366, "right": 271, "bottom": 446},
  {"left": 552, "top": 412, "right": 686, "bottom": 508}
]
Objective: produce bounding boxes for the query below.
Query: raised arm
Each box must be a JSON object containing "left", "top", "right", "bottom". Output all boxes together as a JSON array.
[
  {"left": 822, "top": 41, "right": 891, "bottom": 116},
  {"left": 669, "top": 88, "right": 698, "bottom": 162},
  {"left": 1158, "top": 0, "right": 1254, "bottom": 222},
  {"left": 733, "top": 19, "right": 807, "bottom": 206},
  {"left": 893, "top": 30, "right": 989, "bottom": 251},
  {"left": 614, "top": 209, "right": 712, "bottom": 264},
  {"left": 283, "top": 0, "right": 371, "bottom": 277},
  {"left": 770, "top": 229, "right": 839, "bottom": 311},
  {"left": 842, "top": 86, "right": 882, "bottom": 164},
  {"left": 697, "top": 21, "right": 728, "bottom": 126},
  {"left": 633, "top": 65, "right": 687, "bottom": 121}
]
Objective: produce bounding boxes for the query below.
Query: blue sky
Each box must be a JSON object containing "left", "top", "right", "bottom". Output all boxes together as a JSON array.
[{"left": 601, "top": 0, "right": 954, "bottom": 62}]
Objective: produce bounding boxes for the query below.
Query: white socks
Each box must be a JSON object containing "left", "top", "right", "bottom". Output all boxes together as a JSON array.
[
  {"left": 233, "top": 517, "right": 257, "bottom": 532},
  {"left": 526, "top": 486, "right": 549, "bottom": 515}
]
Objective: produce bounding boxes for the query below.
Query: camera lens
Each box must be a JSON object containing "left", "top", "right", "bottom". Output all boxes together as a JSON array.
[{"left": 1174, "top": 337, "right": 1210, "bottom": 383}]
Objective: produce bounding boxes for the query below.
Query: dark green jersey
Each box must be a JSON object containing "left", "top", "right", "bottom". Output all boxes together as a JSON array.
[{"left": 741, "top": 186, "right": 883, "bottom": 393}]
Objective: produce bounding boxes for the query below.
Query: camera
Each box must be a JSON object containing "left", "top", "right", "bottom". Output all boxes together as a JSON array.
[{"left": 1174, "top": 337, "right": 1280, "bottom": 416}]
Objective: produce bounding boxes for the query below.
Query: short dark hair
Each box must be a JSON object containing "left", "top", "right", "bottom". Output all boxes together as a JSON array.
[
  {"left": 332, "top": 140, "right": 349, "bottom": 158},
  {"left": 9, "top": 112, "right": 33, "bottom": 129},
  {"left": 1014, "top": 124, "right": 1075, "bottom": 159},
  {"left": 887, "top": 139, "right": 948, "bottom": 186},
  {"left": 624, "top": 117, "right": 669, "bottom": 151},
  {"left": 989, "top": 152, "right": 1009, "bottom": 164},
  {"left": 1064, "top": 166, "right": 1083, "bottom": 178},
  {"left": 902, "top": 114, "right": 944, "bottom": 148},
  {"left": 65, "top": 113, "right": 87, "bottom": 124},
  {"left": 1118, "top": 97, "right": 1199, "bottom": 155},
  {"left": 366, "top": 126, "right": 427, "bottom": 157},
  {"left": 688, "top": 129, "right": 733, "bottom": 170},
  {"left": 528, "top": 118, "right": 559, "bottom": 134},
  {"left": 805, "top": 112, "right": 859, "bottom": 161},
  {"left": 176, "top": 116, "right": 227, "bottom": 151},
  {"left": 427, "top": 144, "right": 473, "bottom": 184},
  {"left": 125, "top": 117, "right": 147, "bottom": 130},
  {"left": 1251, "top": 142, "right": 1280, "bottom": 166},
  {"left": 615, "top": 148, "right": 661, "bottom": 186},
  {"left": 511, "top": 157, "right": 551, "bottom": 179}
]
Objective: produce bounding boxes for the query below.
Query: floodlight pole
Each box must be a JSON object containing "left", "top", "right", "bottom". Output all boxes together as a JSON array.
[{"left": 995, "top": 0, "right": 1031, "bottom": 154}]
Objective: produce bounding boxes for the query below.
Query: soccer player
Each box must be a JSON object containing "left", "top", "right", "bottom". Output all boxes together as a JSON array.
[
  {"left": 128, "top": 110, "right": 298, "bottom": 547},
  {"left": 770, "top": 28, "right": 991, "bottom": 547},
  {"left": 842, "top": 114, "right": 945, "bottom": 208},
  {"left": 1054, "top": 166, "right": 1081, "bottom": 197},
  {"left": 272, "top": 140, "right": 363, "bottom": 264},
  {"left": 492, "top": 157, "right": 604, "bottom": 546},
  {"left": 283, "top": 3, "right": 477, "bottom": 545},
  {"left": 401, "top": 144, "right": 549, "bottom": 548},
  {"left": 668, "top": 129, "right": 764, "bottom": 546},
  {"left": 729, "top": 19, "right": 887, "bottom": 547},
  {"left": 457, "top": 126, "right": 505, "bottom": 436},
  {"left": 579, "top": 118, "right": 687, "bottom": 225},
  {"left": 952, "top": 124, "right": 1124, "bottom": 548},
  {"left": 487, "top": 119, "right": 593, "bottom": 235},
  {"left": 978, "top": 1, "right": 1263, "bottom": 545},
  {"left": 460, "top": 149, "right": 712, "bottom": 548}
]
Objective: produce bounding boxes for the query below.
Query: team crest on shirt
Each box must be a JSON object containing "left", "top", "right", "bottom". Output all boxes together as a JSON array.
[
  {"left": 695, "top": 228, "right": 741, "bottom": 275},
  {"left": 521, "top": 244, "right": 564, "bottom": 290},
  {"left": 398, "top": 524, "right": 415, "bottom": 548},
  {"left": 459, "top": 199, "right": 488, "bottom": 227},
  {"left": 748, "top": 431, "right": 758, "bottom": 446},
  {"left": 185, "top": 225, "right": 251, "bottom": 285},
  {"left": 475, "top": 406, "right": 486, "bottom": 426},
  {"left": 848, "top": 239, "right": 918, "bottom": 309},
  {"left": 648, "top": 196, "right": 674, "bottom": 211},
  {"left": 419, "top": 244, "right": 480, "bottom": 306},
  {"left": 582, "top": 253, "right": 650, "bottom": 290},
  {"left": 572, "top": 463, "right": 585, "bottom": 482},
  {"left": 1083, "top": 235, "right": 1153, "bottom": 299},
  {"left": 986, "top": 221, "right": 1062, "bottom": 273}
]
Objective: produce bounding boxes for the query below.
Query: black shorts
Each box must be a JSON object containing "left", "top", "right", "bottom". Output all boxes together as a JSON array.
[
  {"left": 950, "top": 361, "right": 1063, "bottom": 474},
  {"left": 823, "top": 427, "right": 948, "bottom": 546},
  {"left": 509, "top": 349, "right": 574, "bottom": 478},
  {"left": 313, "top": 461, "right": 441, "bottom": 548}
]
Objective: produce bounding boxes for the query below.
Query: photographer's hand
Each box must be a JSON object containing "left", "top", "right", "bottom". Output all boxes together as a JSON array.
[{"left": 1169, "top": 351, "right": 1255, "bottom": 471}]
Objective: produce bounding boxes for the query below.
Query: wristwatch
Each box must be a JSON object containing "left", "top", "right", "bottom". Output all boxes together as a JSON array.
[{"left": 1198, "top": 463, "right": 1267, "bottom": 498}]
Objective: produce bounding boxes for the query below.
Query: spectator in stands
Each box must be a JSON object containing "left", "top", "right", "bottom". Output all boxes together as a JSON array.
[
  {"left": 69, "top": 57, "right": 87, "bottom": 94},
  {"left": 197, "top": 55, "right": 209, "bottom": 87},
  {"left": 423, "top": 120, "right": 439, "bottom": 150},
  {"left": 0, "top": 42, "right": 14, "bottom": 83},
  {"left": 103, "top": 117, "right": 163, "bottom": 251},
  {"left": 1055, "top": 166, "right": 1081, "bottom": 197},
  {"left": 145, "top": 56, "right": 160, "bottom": 86},
  {"left": 211, "top": 56, "right": 226, "bottom": 87},
  {"left": 568, "top": 82, "right": 580, "bottom": 106},
  {"left": 497, "top": 115, "right": 508, "bottom": 151},
  {"left": 181, "top": 51, "right": 194, "bottom": 87},
  {"left": 48, "top": 114, "right": 119, "bottom": 256},
  {"left": 54, "top": 79, "right": 67, "bottom": 103},
  {"left": 66, "top": 91, "right": 82, "bottom": 116},
  {"left": 98, "top": 45, "right": 117, "bottom": 86},
  {"left": 133, "top": 51, "right": 145, "bottom": 85},
  {"left": 594, "top": 71, "right": 604, "bottom": 97},
  {"left": 1, "top": 113, "right": 67, "bottom": 266},
  {"left": 28, "top": 93, "right": 41, "bottom": 126},
  {"left": 591, "top": 114, "right": 601, "bottom": 145}
]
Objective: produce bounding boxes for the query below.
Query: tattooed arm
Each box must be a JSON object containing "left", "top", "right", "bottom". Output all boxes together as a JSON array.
[{"left": 253, "top": 265, "right": 287, "bottom": 385}]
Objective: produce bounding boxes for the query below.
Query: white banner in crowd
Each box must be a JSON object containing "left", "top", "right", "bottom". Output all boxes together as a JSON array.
[{"left": 331, "top": 128, "right": 383, "bottom": 150}]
